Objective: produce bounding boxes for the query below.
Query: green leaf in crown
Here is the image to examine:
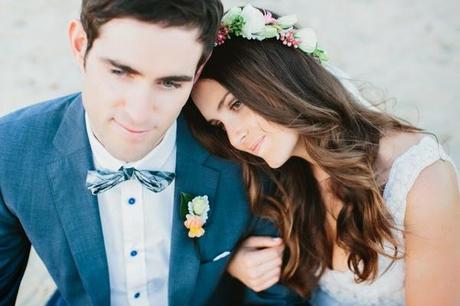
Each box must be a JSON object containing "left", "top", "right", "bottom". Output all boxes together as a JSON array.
[{"left": 229, "top": 15, "right": 245, "bottom": 37}]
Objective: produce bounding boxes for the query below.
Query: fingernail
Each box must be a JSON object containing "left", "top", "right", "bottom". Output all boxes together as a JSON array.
[{"left": 272, "top": 237, "right": 282, "bottom": 242}]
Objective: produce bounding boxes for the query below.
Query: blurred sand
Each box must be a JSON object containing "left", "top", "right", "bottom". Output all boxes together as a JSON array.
[{"left": 1, "top": 0, "right": 458, "bottom": 305}]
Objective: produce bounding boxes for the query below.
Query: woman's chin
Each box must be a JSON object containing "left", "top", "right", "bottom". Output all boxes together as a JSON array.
[{"left": 264, "top": 156, "right": 287, "bottom": 169}]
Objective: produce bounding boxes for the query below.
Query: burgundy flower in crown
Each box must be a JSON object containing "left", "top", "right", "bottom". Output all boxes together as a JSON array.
[
  {"left": 214, "top": 4, "right": 328, "bottom": 62},
  {"left": 216, "top": 26, "right": 230, "bottom": 46}
]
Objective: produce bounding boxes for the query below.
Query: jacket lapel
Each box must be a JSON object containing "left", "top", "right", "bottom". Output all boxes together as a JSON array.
[
  {"left": 168, "top": 115, "right": 220, "bottom": 306},
  {"left": 47, "top": 95, "right": 110, "bottom": 305}
]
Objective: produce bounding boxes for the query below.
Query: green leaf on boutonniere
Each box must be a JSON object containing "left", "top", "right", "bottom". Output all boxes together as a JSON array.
[{"left": 180, "top": 192, "right": 194, "bottom": 220}]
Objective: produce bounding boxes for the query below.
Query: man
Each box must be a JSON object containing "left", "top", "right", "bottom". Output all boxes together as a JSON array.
[{"left": 0, "top": 1, "right": 299, "bottom": 305}]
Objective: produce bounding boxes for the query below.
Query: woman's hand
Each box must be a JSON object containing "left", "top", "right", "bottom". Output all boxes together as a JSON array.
[{"left": 227, "top": 236, "right": 284, "bottom": 292}]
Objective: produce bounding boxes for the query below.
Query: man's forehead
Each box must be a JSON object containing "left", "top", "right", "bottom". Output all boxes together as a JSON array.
[
  {"left": 91, "top": 19, "right": 204, "bottom": 75},
  {"left": 96, "top": 17, "right": 202, "bottom": 45}
]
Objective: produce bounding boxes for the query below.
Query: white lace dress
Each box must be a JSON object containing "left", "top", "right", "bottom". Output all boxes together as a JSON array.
[{"left": 311, "top": 136, "right": 458, "bottom": 306}]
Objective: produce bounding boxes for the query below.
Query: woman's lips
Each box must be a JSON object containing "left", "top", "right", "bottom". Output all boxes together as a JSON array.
[{"left": 249, "top": 136, "right": 265, "bottom": 154}]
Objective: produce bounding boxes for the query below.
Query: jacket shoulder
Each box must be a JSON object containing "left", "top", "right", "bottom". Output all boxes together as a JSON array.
[
  {"left": 0, "top": 93, "right": 81, "bottom": 158},
  {"left": 0, "top": 93, "right": 79, "bottom": 126}
]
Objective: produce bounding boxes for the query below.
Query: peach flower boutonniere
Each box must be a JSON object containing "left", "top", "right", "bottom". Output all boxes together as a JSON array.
[{"left": 180, "top": 193, "right": 210, "bottom": 238}]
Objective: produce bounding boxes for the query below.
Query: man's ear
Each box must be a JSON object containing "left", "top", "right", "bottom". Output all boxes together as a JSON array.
[
  {"left": 193, "top": 51, "right": 213, "bottom": 84},
  {"left": 68, "top": 19, "right": 88, "bottom": 72}
]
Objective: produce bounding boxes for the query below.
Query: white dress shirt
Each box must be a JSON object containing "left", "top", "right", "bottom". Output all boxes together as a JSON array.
[{"left": 85, "top": 114, "right": 176, "bottom": 306}]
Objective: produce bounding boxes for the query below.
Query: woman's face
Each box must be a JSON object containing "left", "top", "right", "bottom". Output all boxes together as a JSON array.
[{"left": 191, "top": 79, "right": 301, "bottom": 168}]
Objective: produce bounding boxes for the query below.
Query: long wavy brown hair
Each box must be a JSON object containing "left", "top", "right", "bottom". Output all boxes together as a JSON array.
[{"left": 184, "top": 9, "right": 421, "bottom": 298}]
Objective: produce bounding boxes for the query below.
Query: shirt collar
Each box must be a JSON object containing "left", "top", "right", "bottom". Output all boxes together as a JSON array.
[{"left": 85, "top": 113, "right": 177, "bottom": 171}]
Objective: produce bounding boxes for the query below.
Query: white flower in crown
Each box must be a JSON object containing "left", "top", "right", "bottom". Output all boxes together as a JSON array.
[
  {"left": 240, "top": 4, "right": 266, "bottom": 39},
  {"left": 259, "top": 25, "right": 278, "bottom": 39},
  {"left": 222, "top": 6, "right": 242, "bottom": 26},
  {"left": 295, "top": 27, "right": 318, "bottom": 53},
  {"left": 216, "top": 4, "right": 328, "bottom": 62},
  {"left": 276, "top": 14, "right": 298, "bottom": 29}
]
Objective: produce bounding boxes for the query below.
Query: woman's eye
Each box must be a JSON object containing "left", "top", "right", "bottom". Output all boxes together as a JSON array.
[
  {"left": 217, "top": 122, "right": 226, "bottom": 130},
  {"left": 230, "top": 100, "right": 242, "bottom": 111},
  {"left": 211, "top": 121, "right": 225, "bottom": 130}
]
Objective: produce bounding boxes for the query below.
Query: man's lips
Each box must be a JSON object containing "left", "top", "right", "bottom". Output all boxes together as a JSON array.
[
  {"left": 249, "top": 136, "right": 265, "bottom": 154},
  {"left": 114, "top": 119, "right": 150, "bottom": 134}
]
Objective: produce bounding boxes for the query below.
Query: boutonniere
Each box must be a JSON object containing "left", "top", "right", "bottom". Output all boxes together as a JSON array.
[{"left": 180, "top": 192, "right": 210, "bottom": 238}]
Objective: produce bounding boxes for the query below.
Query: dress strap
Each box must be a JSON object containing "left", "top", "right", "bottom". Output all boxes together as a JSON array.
[{"left": 382, "top": 136, "right": 456, "bottom": 227}]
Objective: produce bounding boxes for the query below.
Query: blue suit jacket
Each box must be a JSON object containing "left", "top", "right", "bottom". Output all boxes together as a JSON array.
[{"left": 0, "top": 93, "right": 301, "bottom": 305}]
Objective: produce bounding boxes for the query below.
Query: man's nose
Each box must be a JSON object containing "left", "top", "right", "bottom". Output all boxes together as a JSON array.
[{"left": 124, "top": 87, "right": 154, "bottom": 123}]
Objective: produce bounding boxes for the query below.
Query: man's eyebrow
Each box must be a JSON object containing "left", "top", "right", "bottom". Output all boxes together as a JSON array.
[
  {"left": 217, "top": 92, "right": 231, "bottom": 111},
  {"left": 102, "top": 58, "right": 141, "bottom": 75},
  {"left": 102, "top": 57, "right": 194, "bottom": 82},
  {"left": 156, "top": 75, "right": 194, "bottom": 83}
]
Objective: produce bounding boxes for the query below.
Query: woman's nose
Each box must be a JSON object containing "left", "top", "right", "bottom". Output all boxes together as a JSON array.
[{"left": 227, "top": 124, "right": 248, "bottom": 149}]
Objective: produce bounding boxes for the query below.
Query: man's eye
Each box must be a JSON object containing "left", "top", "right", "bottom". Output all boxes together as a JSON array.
[
  {"left": 110, "top": 68, "right": 126, "bottom": 76},
  {"left": 162, "top": 80, "right": 181, "bottom": 89},
  {"left": 230, "top": 100, "right": 242, "bottom": 111}
]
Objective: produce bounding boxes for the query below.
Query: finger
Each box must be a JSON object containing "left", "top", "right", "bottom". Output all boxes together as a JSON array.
[
  {"left": 251, "top": 256, "right": 283, "bottom": 279},
  {"left": 252, "top": 268, "right": 282, "bottom": 292},
  {"left": 255, "top": 276, "right": 280, "bottom": 292},
  {"left": 241, "top": 236, "right": 283, "bottom": 249},
  {"left": 258, "top": 265, "right": 281, "bottom": 284},
  {"left": 244, "top": 245, "right": 284, "bottom": 267},
  {"left": 251, "top": 246, "right": 284, "bottom": 265}
]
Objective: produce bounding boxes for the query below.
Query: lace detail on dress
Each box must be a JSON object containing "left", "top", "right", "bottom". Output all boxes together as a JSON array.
[
  {"left": 317, "top": 136, "right": 457, "bottom": 306},
  {"left": 383, "top": 136, "right": 453, "bottom": 229}
]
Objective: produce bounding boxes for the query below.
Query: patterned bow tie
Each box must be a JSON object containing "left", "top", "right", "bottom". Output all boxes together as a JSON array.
[{"left": 86, "top": 166, "right": 175, "bottom": 195}]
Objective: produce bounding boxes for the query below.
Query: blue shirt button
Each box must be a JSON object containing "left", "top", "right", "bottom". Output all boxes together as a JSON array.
[
  {"left": 128, "top": 198, "right": 136, "bottom": 205},
  {"left": 130, "top": 250, "right": 138, "bottom": 257},
  {"left": 134, "top": 292, "right": 140, "bottom": 299}
]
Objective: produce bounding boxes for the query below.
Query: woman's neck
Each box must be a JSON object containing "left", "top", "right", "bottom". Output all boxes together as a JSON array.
[{"left": 291, "top": 139, "right": 330, "bottom": 183}]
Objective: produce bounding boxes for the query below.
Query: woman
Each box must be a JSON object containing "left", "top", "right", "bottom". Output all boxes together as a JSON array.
[{"left": 186, "top": 5, "right": 460, "bottom": 306}]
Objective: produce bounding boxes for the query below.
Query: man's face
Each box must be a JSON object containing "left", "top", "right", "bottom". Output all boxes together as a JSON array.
[{"left": 69, "top": 18, "right": 203, "bottom": 162}]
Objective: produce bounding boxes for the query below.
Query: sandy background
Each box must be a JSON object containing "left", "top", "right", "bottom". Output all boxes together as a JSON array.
[{"left": 1, "top": 0, "right": 458, "bottom": 304}]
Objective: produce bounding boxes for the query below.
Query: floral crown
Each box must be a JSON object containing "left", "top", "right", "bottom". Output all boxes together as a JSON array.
[{"left": 215, "top": 4, "right": 327, "bottom": 62}]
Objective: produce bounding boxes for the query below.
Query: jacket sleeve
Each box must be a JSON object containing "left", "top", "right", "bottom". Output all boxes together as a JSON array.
[
  {"left": 205, "top": 216, "right": 307, "bottom": 306},
  {"left": 239, "top": 216, "right": 306, "bottom": 306},
  {"left": 0, "top": 192, "right": 31, "bottom": 306}
]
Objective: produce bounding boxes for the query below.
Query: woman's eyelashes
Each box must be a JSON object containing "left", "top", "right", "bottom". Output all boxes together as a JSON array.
[
  {"left": 208, "top": 99, "right": 243, "bottom": 130},
  {"left": 229, "top": 99, "right": 242, "bottom": 111},
  {"left": 209, "top": 120, "right": 225, "bottom": 130},
  {"left": 216, "top": 121, "right": 225, "bottom": 130}
]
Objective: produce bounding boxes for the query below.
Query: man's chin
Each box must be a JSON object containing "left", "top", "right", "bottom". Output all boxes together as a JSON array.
[
  {"left": 105, "top": 141, "right": 158, "bottom": 163},
  {"left": 113, "top": 150, "right": 150, "bottom": 163}
]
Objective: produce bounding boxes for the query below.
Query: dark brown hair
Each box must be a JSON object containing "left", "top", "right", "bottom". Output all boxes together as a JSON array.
[
  {"left": 185, "top": 10, "right": 421, "bottom": 298},
  {"left": 80, "top": 0, "right": 223, "bottom": 65}
]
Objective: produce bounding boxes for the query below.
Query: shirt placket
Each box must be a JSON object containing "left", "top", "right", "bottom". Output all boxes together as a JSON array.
[{"left": 121, "top": 179, "right": 150, "bottom": 306}]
